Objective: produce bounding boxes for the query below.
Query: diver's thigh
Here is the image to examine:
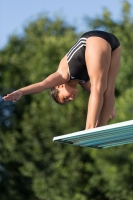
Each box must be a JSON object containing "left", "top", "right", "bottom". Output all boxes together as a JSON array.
[
  {"left": 105, "top": 46, "right": 121, "bottom": 94},
  {"left": 85, "top": 37, "right": 112, "bottom": 91}
]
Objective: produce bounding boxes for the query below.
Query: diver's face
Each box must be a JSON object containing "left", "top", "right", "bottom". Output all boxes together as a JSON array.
[{"left": 56, "top": 84, "right": 78, "bottom": 104}]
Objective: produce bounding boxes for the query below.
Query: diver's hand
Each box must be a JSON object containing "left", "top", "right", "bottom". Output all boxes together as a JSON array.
[
  {"left": 3, "top": 90, "right": 23, "bottom": 102},
  {"left": 110, "top": 108, "right": 116, "bottom": 119}
]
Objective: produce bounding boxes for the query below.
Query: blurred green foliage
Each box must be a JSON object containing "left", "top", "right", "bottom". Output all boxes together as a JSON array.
[{"left": 0, "top": 1, "right": 133, "bottom": 200}]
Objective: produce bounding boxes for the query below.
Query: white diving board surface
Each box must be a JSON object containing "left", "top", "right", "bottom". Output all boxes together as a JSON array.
[{"left": 53, "top": 120, "right": 133, "bottom": 149}]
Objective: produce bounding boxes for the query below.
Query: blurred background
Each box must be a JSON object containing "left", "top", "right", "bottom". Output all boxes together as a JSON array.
[{"left": 0, "top": 0, "right": 133, "bottom": 199}]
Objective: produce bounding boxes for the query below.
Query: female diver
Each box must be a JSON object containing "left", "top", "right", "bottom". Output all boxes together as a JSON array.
[{"left": 3, "top": 30, "right": 121, "bottom": 129}]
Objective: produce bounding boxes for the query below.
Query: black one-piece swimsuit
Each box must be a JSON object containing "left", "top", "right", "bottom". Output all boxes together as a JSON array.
[{"left": 67, "top": 30, "right": 120, "bottom": 83}]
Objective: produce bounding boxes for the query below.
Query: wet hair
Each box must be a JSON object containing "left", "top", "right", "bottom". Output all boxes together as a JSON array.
[{"left": 50, "top": 87, "right": 62, "bottom": 105}]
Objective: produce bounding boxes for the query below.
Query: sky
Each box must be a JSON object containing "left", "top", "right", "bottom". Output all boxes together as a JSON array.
[{"left": 0, "top": 0, "right": 133, "bottom": 49}]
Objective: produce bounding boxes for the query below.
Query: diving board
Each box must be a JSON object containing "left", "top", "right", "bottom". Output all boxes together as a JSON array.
[{"left": 53, "top": 120, "right": 133, "bottom": 149}]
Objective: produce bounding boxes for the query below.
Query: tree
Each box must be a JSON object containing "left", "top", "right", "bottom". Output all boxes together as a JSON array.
[{"left": 0, "top": 16, "right": 87, "bottom": 200}]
